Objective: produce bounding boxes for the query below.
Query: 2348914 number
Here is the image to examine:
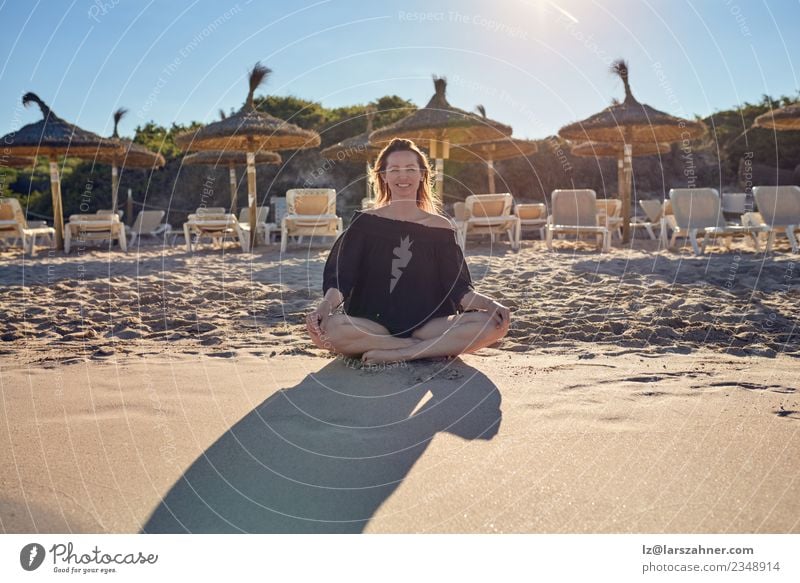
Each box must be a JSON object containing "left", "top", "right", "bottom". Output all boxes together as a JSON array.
[{"left": 730, "top": 562, "right": 780, "bottom": 572}]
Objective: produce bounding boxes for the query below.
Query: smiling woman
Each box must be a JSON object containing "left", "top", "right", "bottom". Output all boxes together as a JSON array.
[{"left": 306, "top": 138, "right": 511, "bottom": 364}]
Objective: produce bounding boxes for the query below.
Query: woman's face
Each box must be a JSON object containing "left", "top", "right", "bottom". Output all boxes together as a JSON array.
[{"left": 383, "top": 150, "right": 423, "bottom": 201}]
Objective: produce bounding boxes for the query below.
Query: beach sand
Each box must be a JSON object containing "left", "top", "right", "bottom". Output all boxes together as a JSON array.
[{"left": 0, "top": 236, "right": 798, "bottom": 533}]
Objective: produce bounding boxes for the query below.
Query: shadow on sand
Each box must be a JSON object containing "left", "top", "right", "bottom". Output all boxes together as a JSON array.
[{"left": 143, "top": 358, "right": 501, "bottom": 533}]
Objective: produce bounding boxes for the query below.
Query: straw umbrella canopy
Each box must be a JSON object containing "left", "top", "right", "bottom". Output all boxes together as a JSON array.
[
  {"left": 559, "top": 60, "right": 705, "bottom": 242},
  {"left": 753, "top": 102, "right": 800, "bottom": 131},
  {"left": 92, "top": 108, "right": 165, "bottom": 214},
  {"left": 182, "top": 150, "right": 281, "bottom": 216},
  {"left": 446, "top": 105, "right": 538, "bottom": 193},
  {"left": 175, "top": 63, "right": 320, "bottom": 248},
  {"left": 369, "top": 77, "right": 512, "bottom": 199},
  {"left": 572, "top": 141, "right": 670, "bottom": 202},
  {"left": 320, "top": 105, "right": 381, "bottom": 202},
  {"left": 0, "top": 92, "right": 123, "bottom": 249},
  {"left": 571, "top": 141, "right": 670, "bottom": 158},
  {"left": 1, "top": 155, "right": 35, "bottom": 168}
]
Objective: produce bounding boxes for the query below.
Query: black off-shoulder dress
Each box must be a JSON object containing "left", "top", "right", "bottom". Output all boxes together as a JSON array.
[{"left": 322, "top": 211, "right": 474, "bottom": 337}]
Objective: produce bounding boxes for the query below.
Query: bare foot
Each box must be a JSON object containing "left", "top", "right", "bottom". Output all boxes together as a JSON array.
[{"left": 362, "top": 347, "right": 412, "bottom": 364}]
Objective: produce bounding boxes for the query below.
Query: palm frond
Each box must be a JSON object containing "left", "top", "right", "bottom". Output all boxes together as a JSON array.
[
  {"left": 246, "top": 62, "right": 272, "bottom": 110},
  {"left": 112, "top": 107, "right": 128, "bottom": 138},
  {"left": 22, "top": 92, "right": 52, "bottom": 118}
]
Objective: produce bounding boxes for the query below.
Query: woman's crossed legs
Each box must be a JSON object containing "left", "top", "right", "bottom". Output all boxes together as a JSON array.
[{"left": 307, "top": 311, "right": 509, "bottom": 363}]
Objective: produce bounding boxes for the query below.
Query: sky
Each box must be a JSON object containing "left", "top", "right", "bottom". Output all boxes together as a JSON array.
[{"left": 1, "top": 0, "right": 799, "bottom": 141}]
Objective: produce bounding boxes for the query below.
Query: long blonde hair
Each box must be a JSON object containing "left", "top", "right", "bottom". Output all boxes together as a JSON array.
[{"left": 369, "top": 138, "right": 440, "bottom": 213}]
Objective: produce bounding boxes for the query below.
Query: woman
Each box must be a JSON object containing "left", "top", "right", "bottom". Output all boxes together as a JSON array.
[{"left": 306, "top": 138, "right": 510, "bottom": 364}]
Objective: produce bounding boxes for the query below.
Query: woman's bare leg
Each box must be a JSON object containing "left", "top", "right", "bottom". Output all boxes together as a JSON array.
[
  {"left": 409, "top": 311, "right": 488, "bottom": 340},
  {"left": 308, "top": 314, "right": 417, "bottom": 357},
  {"left": 361, "top": 312, "right": 509, "bottom": 364}
]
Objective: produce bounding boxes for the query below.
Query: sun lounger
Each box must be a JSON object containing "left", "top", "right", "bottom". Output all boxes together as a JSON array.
[
  {"left": 752, "top": 186, "right": 800, "bottom": 253},
  {"left": 96, "top": 209, "right": 124, "bottom": 220},
  {"left": 0, "top": 197, "right": 56, "bottom": 256},
  {"left": 238, "top": 207, "right": 275, "bottom": 246},
  {"left": 457, "top": 193, "right": 520, "bottom": 250},
  {"left": 630, "top": 199, "right": 662, "bottom": 241},
  {"left": 515, "top": 203, "right": 547, "bottom": 241},
  {"left": 721, "top": 192, "right": 748, "bottom": 215},
  {"left": 281, "top": 189, "right": 342, "bottom": 253},
  {"left": 127, "top": 210, "right": 171, "bottom": 246},
  {"left": 546, "top": 189, "right": 610, "bottom": 252},
  {"left": 595, "top": 198, "right": 623, "bottom": 240},
  {"left": 183, "top": 209, "right": 249, "bottom": 252},
  {"left": 668, "top": 188, "right": 765, "bottom": 255},
  {"left": 64, "top": 213, "right": 127, "bottom": 254}
]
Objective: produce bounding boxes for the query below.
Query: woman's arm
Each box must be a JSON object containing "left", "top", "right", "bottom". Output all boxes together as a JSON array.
[
  {"left": 459, "top": 289, "right": 493, "bottom": 311},
  {"left": 321, "top": 287, "right": 344, "bottom": 309},
  {"left": 459, "top": 290, "right": 510, "bottom": 329},
  {"left": 307, "top": 288, "right": 344, "bottom": 335}
]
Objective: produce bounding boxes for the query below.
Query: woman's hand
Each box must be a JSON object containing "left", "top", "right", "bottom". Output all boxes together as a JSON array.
[
  {"left": 306, "top": 299, "right": 332, "bottom": 337},
  {"left": 487, "top": 300, "right": 510, "bottom": 329}
]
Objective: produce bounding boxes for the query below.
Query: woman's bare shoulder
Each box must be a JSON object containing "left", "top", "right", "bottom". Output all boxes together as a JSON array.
[
  {"left": 360, "top": 207, "right": 386, "bottom": 217},
  {"left": 420, "top": 212, "right": 456, "bottom": 231}
]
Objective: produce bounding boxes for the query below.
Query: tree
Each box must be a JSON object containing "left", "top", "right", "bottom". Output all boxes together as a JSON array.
[{"left": 133, "top": 121, "right": 203, "bottom": 159}]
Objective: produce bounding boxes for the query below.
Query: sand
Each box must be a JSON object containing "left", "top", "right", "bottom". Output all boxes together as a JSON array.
[{"left": 0, "top": 235, "right": 798, "bottom": 533}]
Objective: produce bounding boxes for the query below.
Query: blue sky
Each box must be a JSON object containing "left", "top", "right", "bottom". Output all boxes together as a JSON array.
[{"left": 1, "top": 0, "right": 799, "bottom": 141}]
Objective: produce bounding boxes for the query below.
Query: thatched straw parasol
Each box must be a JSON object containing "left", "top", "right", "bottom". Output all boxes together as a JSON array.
[
  {"left": 571, "top": 141, "right": 670, "bottom": 158},
  {"left": 183, "top": 150, "right": 281, "bottom": 216},
  {"left": 572, "top": 141, "right": 670, "bottom": 202},
  {"left": 175, "top": 63, "right": 320, "bottom": 248},
  {"left": 93, "top": 108, "right": 165, "bottom": 213},
  {"left": 753, "top": 102, "right": 800, "bottom": 131},
  {"left": 0, "top": 92, "right": 123, "bottom": 249},
  {"left": 1, "top": 155, "right": 35, "bottom": 168},
  {"left": 559, "top": 60, "right": 705, "bottom": 242},
  {"left": 445, "top": 105, "right": 538, "bottom": 193},
  {"left": 320, "top": 105, "right": 381, "bottom": 202},
  {"left": 369, "top": 77, "right": 512, "bottom": 198}
]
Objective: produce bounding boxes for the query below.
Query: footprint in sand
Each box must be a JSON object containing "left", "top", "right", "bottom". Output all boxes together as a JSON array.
[
  {"left": 774, "top": 408, "right": 799, "bottom": 419},
  {"left": 109, "top": 329, "right": 143, "bottom": 340}
]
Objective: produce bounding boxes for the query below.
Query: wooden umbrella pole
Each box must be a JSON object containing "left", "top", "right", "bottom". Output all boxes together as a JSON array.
[
  {"left": 622, "top": 140, "right": 633, "bottom": 243},
  {"left": 228, "top": 163, "right": 238, "bottom": 216},
  {"left": 48, "top": 160, "right": 65, "bottom": 250},
  {"left": 246, "top": 151, "right": 257, "bottom": 250},
  {"left": 435, "top": 158, "right": 444, "bottom": 198},
  {"left": 365, "top": 161, "right": 371, "bottom": 201},
  {"left": 111, "top": 164, "right": 119, "bottom": 214},
  {"left": 487, "top": 158, "right": 496, "bottom": 194},
  {"left": 431, "top": 138, "right": 449, "bottom": 199}
]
